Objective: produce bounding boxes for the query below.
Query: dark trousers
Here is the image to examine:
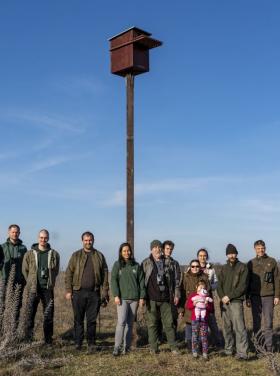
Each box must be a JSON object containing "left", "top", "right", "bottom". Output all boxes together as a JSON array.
[
  {"left": 208, "top": 312, "right": 223, "bottom": 346},
  {"left": 72, "top": 289, "right": 101, "bottom": 346},
  {"left": 251, "top": 295, "right": 274, "bottom": 351},
  {"left": 26, "top": 287, "right": 54, "bottom": 343},
  {"left": 157, "top": 304, "right": 178, "bottom": 341},
  {"left": 146, "top": 300, "right": 177, "bottom": 351}
]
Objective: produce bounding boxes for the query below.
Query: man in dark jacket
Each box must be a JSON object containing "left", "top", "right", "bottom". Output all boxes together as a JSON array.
[
  {"left": 22, "top": 229, "right": 60, "bottom": 344},
  {"left": 162, "top": 240, "right": 181, "bottom": 334},
  {"left": 217, "top": 244, "right": 248, "bottom": 360},
  {"left": 247, "top": 239, "right": 279, "bottom": 352},
  {"left": 1, "top": 224, "right": 27, "bottom": 324},
  {"left": 65, "top": 231, "right": 109, "bottom": 353},
  {"left": 1, "top": 224, "right": 27, "bottom": 285},
  {"left": 142, "top": 240, "right": 179, "bottom": 355}
]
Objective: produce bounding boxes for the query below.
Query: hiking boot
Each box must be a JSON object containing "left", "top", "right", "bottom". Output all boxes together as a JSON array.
[
  {"left": 24, "top": 331, "right": 34, "bottom": 343},
  {"left": 112, "top": 347, "right": 120, "bottom": 357},
  {"left": 171, "top": 349, "right": 180, "bottom": 355},
  {"left": 192, "top": 352, "right": 198, "bottom": 358},
  {"left": 44, "top": 337, "right": 53, "bottom": 346},
  {"left": 202, "top": 353, "right": 209, "bottom": 361},
  {"left": 185, "top": 340, "right": 192, "bottom": 353},
  {"left": 235, "top": 354, "right": 248, "bottom": 361},
  {"left": 87, "top": 345, "right": 96, "bottom": 355},
  {"left": 122, "top": 347, "right": 130, "bottom": 355},
  {"left": 150, "top": 348, "right": 160, "bottom": 355}
]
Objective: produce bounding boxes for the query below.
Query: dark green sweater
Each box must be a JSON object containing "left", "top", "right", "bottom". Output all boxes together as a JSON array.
[
  {"left": 217, "top": 259, "right": 248, "bottom": 302},
  {"left": 0, "top": 238, "right": 27, "bottom": 284},
  {"left": 111, "top": 260, "right": 146, "bottom": 300},
  {"left": 37, "top": 249, "right": 49, "bottom": 288}
]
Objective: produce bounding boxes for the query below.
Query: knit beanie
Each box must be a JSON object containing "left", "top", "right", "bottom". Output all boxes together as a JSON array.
[
  {"left": 150, "top": 240, "right": 162, "bottom": 250},
  {"left": 226, "top": 243, "right": 238, "bottom": 255}
]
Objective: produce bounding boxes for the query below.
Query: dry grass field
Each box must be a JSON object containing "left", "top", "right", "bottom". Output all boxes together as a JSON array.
[{"left": 1, "top": 271, "right": 280, "bottom": 376}]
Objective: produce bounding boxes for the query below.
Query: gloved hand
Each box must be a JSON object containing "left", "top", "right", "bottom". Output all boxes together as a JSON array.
[{"left": 101, "top": 291, "right": 109, "bottom": 307}]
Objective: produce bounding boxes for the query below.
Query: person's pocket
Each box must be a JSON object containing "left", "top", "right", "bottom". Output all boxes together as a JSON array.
[{"left": 264, "top": 272, "right": 273, "bottom": 283}]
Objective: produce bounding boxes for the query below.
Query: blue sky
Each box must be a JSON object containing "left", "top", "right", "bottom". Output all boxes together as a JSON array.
[{"left": 1, "top": 1, "right": 280, "bottom": 268}]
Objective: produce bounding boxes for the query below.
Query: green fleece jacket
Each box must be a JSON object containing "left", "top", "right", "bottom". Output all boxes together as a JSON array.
[
  {"left": 1, "top": 238, "right": 27, "bottom": 284},
  {"left": 247, "top": 254, "right": 280, "bottom": 298},
  {"left": 111, "top": 260, "right": 146, "bottom": 300},
  {"left": 65, "top": 248, "right": 109, "bottom": 298},
  {"left": 217, "top": 259, "right": 248, "bottom": 302}
]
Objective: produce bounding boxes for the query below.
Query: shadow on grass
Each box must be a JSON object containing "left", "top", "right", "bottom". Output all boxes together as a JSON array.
[{"left": 60, "top": 327, "right": 115, "bottom": 347}]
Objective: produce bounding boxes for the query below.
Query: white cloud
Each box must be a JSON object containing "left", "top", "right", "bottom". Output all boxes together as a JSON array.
[
  {"left": 16, "top": 111, "right": 85, "bottom": 133},
  {"left": 0, "top": 172, "right": 20, "bottom": 185},
  {"left": 241, "top": 198, "right": 280, "bottom": 214},
  {"left": 0, "top": 108, "right": 86, "bottom": 134},
  {"left": 26, "top": 156, "right": 73, "bottom": 173},
  {"left": 21, "top": 186, "right": 99, "bottom": 201},
  {"left": 24, "top": 151, "right": 92, "bottom": 174},
  {"left": 0, "top": 152, "right": 18, "bottom": 160},
  {"left": 52, "top": 76, "right": 107, "bottom": 97},
  {"left": 102, "top": 190, "right": 125, "bottom": 207},
  {"left": 101, "top": 176, "right": 238, "bottom": 207},
  {"left": 135, "top": 177, "right": 222, "bottom": 194}
]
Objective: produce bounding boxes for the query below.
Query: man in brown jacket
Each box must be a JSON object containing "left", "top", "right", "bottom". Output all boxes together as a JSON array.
[
  {"left": 247, "top": 240, "right": 279, "bottom": 352},
  {"left": 22, "top": 229, "right": 60, "bottom": 344},
  {"left": 65, "top": 231, "right": 109, "bottom": 353}
]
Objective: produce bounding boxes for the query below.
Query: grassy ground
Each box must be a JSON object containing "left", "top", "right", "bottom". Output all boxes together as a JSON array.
[{"left": 1, "top": 273, "right": 280, "bottom": 376}]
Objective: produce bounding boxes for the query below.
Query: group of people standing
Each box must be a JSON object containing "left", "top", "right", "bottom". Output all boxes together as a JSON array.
[
  {"left": 111, "top": 239, "right": 280, "bottom": 361},
  {"left": 0, "top": 225, "right": 279, "bottom": 361},
  {"left": 0, "top": 225, "right": 60, "bottom": 344},
  {"left": 0, "top": 226, "right": 109, "bottom": 353}
]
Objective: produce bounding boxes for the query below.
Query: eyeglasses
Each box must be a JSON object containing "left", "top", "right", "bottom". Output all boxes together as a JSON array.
[{"left": 191, "top": 265, "right": 200, "bottom": 268}]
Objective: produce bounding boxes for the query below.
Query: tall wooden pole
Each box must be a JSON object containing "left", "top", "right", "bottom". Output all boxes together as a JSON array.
[
  {"left": 110, "top": 28, "right": 162, "bottom": 255},
  {"left": 126, "top": 73, "right": 134, "bottom": 252}
]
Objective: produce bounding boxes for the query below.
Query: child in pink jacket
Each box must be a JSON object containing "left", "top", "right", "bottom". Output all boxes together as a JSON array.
[{"left": 186, "top": 280, "right": 214, "bottom": 360}]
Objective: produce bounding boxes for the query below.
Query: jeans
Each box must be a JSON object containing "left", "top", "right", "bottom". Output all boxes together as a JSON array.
[
  {"left": 251, "top": 295, "right": 274, "bottom": 351},
  {"left": 185, "top": 323, "right": 192, "bottom": 341},
  {"left": 208, "top": 312, "right": 223, "bottom": 346},
  {"left": 26, "top": 287, "right": 54, "bottom": 343},
  {"left": 72, "top": 289, "right": 101, "bottom": 346},
  {"left": 114, "top": 299, "right": 138, "bottom": 350},
  {"left": 221, "top": 301, "right": 248, "bottom": 357}
]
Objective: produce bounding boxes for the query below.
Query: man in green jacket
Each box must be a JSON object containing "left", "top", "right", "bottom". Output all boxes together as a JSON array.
[
  {"left": 217, "top": 244, "right": 249, "bottom": 360},
  {"left": 22, "top": 229, "right": 60, "bottom": 344},
  {"left": 65, "top": 231, "right": 109, "bottom": 353},
  {"left": 1, "top": 224, "right": 27, "bottom": 324},
  {"left": 247, "top": 240, "right": 279, "bottom": 352},
  {"left": 1, "top": 224, "right": 27, "bottom": 285}
]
